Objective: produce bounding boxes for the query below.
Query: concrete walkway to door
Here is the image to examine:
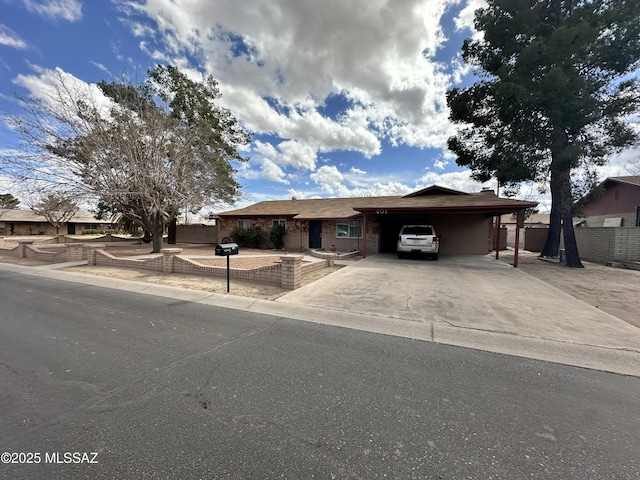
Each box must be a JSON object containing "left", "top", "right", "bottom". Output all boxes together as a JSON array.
[{"left": 277, "top": 253, "right": 640, "bottom": 376}]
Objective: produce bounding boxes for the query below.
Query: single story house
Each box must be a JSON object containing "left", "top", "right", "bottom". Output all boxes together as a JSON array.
[
  {"left": 0, "top": 209, "right": 110, "bottom": 236},
  {"left": 217, "top": 185, "right": 538, "bottom": 261},
  {"left": 579, "top": 176, "right": 640, "bottom": 228}
]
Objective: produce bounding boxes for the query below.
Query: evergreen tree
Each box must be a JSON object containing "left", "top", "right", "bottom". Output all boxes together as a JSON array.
[
  {"left": 448, "top": 0, "right": 640, "bottom": 267},
  {"left": 0, "top": 193, "right": 20, "bottom": 209}
]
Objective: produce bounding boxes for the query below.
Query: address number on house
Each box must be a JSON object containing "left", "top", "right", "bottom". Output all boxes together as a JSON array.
[{"left": 376, "top": 210, "right": 388, "bottom": 215}]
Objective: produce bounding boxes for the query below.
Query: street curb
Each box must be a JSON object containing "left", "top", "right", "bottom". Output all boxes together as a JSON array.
[{"left": 2, "top": 262, "right": 639, "bottom": 377}]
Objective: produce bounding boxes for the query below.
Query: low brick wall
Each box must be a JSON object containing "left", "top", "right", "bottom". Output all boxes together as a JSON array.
[
  {"left": 24, "top": 244, "right": 67, "bottom": 263},
  {"left": 90, "top": 248, "right": 332, "bottom": 290},
  {"left": 0, "top": 236, "right": 18, "bottom": 250},
  {"left": 301, "top": 258, "right": 333, "bottom": 276},
  {"left": 7, "top": 240, "right": 86, "bottom": 262},
  {"left": 1, "top": 239, "right": 335, "bottom": 290},
  {"left": 93, "top": 249, "right": 164, "bottom": 271},
  {"left": 173, "top": 256, "right": 283, "bottom": 286},
  {"left": 32, "top": 234, "right": 141, "bottom": 245}
]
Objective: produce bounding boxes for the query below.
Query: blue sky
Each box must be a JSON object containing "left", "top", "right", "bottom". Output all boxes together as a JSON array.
[{"left": 1, "top": 0, "right": 638, "bottom": 214}]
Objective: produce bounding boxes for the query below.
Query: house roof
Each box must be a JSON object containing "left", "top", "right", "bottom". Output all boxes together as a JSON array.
[
  {"left": 219, "top": 185, "right": 538, "bottom": 220},
  {"left": 601, "top": 176, "right": 640, "bottom": 188},
  {"left": 218, "top": 196, "right": 383, "bottom": 220},
  {"left": 0, "top": 209, "right": 104, "bottom": 223},
  {"left": 500, "top": 213, "right": 550, "bottom": 225}
]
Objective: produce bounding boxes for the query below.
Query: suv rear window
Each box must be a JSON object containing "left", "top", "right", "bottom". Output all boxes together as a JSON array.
[{"left": 402, "top": 226, "right": 432, "bottom": 235}]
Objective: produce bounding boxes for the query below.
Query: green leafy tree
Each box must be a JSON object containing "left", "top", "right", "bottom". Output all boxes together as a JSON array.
[
  {"left": 2, "top": 65, "right": 250, "bottom": 253},
  {"left": 0, "top": 193, "right": 20, "bottom": 209},
  {"left": 447, "top": 0, "right": 640, "bottom": 267}
]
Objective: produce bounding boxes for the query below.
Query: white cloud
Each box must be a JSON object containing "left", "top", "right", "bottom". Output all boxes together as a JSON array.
[
  {"left": 310, "top": 165, "right": 344, "bottom": 195},
  {"left": 260, "top": 159, "right": 289, "bottom": 184},
  {"left": 12, "top": 66, "right": 109, "bottom": 117},
  {"left": 454, "top": 0, "right": 487, "bottom": 32},
  {"left": 22, "top": 0, "right": 83, "bottom": 22},
  {"left": 272, "top": 140, "right": 317, "bottom": 170},
  {"left": 0, "top": 25, "right": 28, "bottom": 49},
  {"left": 118, "top": 0, "right": 462, "bottom": 159},
  {"left": 433, "top": 158, "right": 448, "bottom": 170},
  {"left": 420, "top": 169, "right": 489, "bottom": 192}
]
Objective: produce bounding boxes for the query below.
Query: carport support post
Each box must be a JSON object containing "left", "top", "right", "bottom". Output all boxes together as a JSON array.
[
  {"left": 494, "top": 215, "right": 500, "bottom": 260},
  {"left": 362, "top": 214, "right": 367, "bottom": 258},
  {"left": 513, "top": 210, "right": 522, "bottom": 268}
]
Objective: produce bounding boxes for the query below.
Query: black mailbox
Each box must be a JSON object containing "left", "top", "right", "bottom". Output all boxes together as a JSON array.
[{"left": 215, "top": 243, "right": 239, "bottom": 256}]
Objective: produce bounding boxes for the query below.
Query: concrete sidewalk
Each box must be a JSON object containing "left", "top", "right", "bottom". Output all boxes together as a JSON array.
[{"left": 1, "top": 255, "right": 639, "bottom": 377}]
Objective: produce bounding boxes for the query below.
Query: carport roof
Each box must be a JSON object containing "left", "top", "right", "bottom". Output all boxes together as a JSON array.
[{"left": 218, "top": 185, "right": 538, "bottom": 220}]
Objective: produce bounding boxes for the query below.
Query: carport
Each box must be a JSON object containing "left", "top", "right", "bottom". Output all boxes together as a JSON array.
[{"left": 353, "top": 186, "right": 538, "bottom": 267}]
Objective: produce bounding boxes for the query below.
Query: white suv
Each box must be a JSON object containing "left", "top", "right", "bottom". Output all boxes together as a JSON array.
[{"left": 397, "top": 225, "right": 440, "bottom": 260}]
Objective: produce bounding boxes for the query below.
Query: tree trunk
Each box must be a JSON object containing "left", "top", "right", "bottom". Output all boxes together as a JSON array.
[
  {"left": 151, "top": 222, "right": 164, "bottom": 254},
  {"left": 558, "top": 170, "right": 584, "bottom": 268},
  {"left": 540, "top": 171, "right": 562, "bottom": 257},
  {"left": 168, "top": 217, "right": 177, "bottom": 244}
]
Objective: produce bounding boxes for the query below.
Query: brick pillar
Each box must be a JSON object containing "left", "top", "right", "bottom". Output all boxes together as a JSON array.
[
  {"left": 16, "top": 240, "right": 35, "bottom": 258},
  {"left": 65, "top": 243, "right": 85, "bottom": 262},
  {"left": 85, "top": 244, "right": 106, "bottom": 265},
  {"left": 162, "top": 248, "right": 183, "bottom": 273},
  {"left": 281, "top": 255, "right": 303, "bottom": 289}
]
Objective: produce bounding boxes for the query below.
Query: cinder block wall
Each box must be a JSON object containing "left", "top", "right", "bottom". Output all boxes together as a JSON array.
[
  {"left": 574, "top": 227, "right": 640, "bottom": 263},
  {"left": 176, "top": 225, "right": 218, "bottom": 244},
  {"left": 524, "top": 228, "right": 548, "bottom": 252},
  {"left": 614, "top": 228, "right": 640, "bottom": 261}
]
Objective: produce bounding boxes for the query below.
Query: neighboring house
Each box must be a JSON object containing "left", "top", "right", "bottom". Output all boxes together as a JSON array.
[
  {"left": 218, "top": 185, "right": 537, "bottom": 257},
  {"left": 0, "top": 209, "right": 110, "bottom": 236},
  {"left": 580, "top": 176, "right": 640, "bottom": 227},
  {"left": 571, "top": 176, "right": 640, "bottom": 264},
  {"left": 500, "top": 212, "right": 550, "bottom": 230}
]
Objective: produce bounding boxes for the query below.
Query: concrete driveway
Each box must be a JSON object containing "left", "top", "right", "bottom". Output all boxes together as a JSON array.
[{"left": 278, "top": 253, "right": 640, "bottom": 356}]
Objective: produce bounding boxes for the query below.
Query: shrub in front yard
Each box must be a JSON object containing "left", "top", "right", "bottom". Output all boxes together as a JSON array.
[
  {"left": 270, "top": 223, "right": 286, "bottom": 250},
  {"left": 231, "top": 226, "right": 264, "bottom": 248}
]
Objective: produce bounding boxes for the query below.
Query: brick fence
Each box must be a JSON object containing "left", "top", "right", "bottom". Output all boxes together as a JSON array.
[
  {"left": 90, "top": 248, "right": 334, "bottom": 290},
  {"left": 3, "top": 239, "right": 87, "bottom": 263},
  {"left": 1, "top": 237, "right": 336, "bottom": 290},
  {"left": 574, "top": 227, "right": 640, "bottom": 264}
]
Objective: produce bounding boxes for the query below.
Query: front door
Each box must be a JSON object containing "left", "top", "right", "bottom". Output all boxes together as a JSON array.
[
  {"left": 309, "top": 220, "right": 322, "bottom": 249},
  {"left": 67, "top": 223, "right": 76, "bottom": 234}
]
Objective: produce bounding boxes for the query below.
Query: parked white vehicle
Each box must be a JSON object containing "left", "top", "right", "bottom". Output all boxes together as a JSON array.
[{"left": 397, "top": 225, "right": 440, "bottom": 260}]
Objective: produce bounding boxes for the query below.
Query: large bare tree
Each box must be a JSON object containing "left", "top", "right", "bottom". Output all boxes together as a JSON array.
[
  {"left": 1, "top": 65, "right": 250, "bottom": 252},
  {"left": 28, "top": 193, "right": 78, "bottom": 235}
]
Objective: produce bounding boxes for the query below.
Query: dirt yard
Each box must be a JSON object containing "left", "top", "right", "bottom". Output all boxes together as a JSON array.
[
  {"left": 1, "top": 244, "right": 639, "bottom": 328},
  {"left": 498, "top": 250, "right": 640, "bottom": 329}
]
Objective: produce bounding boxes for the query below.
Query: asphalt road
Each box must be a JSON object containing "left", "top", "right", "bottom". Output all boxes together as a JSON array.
[{"left": 1, "top": 270, "right": 639, "bottom": 479}]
